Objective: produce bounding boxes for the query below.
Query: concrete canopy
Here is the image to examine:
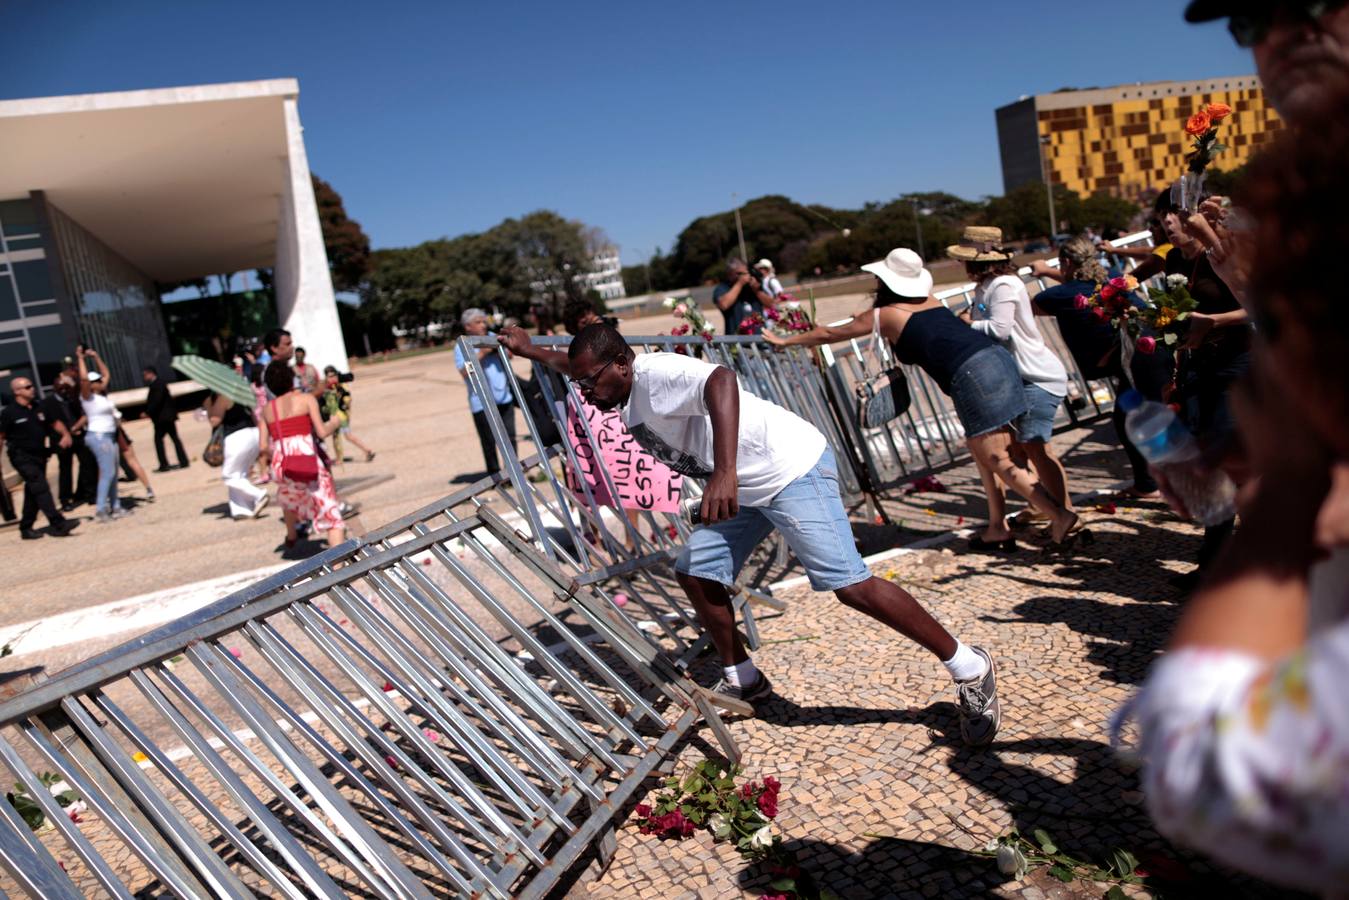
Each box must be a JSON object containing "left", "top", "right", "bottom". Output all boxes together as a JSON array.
[{"left": 0, "top": 79, "right": 297, "bottom": 283}]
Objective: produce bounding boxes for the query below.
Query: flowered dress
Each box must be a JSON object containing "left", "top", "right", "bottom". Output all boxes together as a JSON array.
[
  {"left": 267, "top": 402, "right": 342, "bottom": 532},
  {"left": 1124, "top": 575, "right": 1349, "bottom": 896}
]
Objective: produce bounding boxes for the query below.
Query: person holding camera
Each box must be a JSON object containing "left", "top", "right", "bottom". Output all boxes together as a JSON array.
[
  {"left": 713, "top": 258, "right": 776, "bottom": 335},
  {"left": 321, "top": 365, "right": 375, "bottom": 464}
]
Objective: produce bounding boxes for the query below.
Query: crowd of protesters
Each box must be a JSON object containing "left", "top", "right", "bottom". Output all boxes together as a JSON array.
[{"left": 1, "top": 327, "right": 369, "bottom": 551}]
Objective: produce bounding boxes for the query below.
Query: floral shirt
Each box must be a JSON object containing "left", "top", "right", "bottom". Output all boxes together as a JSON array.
[{"left": 1127, "top": 616, "right": 1349, "bottom": 895}]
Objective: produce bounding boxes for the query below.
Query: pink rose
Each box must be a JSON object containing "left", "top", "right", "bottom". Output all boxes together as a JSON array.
[
  {"left": 1136, "top": 336, "right": 1157, "bottom": 354},
  {"left": 1073, "top": 294, "right": 1090, "bottom": 310},
  {"left": 1108, "top": 276, "right": 1128, "bottom": 291},
  {"left": 673, "top": 303, "right": 688, "bottom": 316}
]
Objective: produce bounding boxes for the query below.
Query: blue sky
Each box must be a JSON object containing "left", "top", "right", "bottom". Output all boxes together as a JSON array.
[{"left": 2, "top": 1, "right": 1250, "bottom": 265}]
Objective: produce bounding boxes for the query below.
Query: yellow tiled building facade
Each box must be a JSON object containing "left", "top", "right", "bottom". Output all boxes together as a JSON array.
[{"left": 996, "top": 76, "right": 1282, "bottom": 200}]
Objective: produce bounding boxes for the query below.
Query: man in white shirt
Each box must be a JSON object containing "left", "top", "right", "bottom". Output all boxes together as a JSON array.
[{"left": 499, "top": 323, "right": 1002, "bottom": 746}]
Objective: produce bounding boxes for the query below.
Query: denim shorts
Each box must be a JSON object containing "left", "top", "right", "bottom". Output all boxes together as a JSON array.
[
  {"left": 1013, "top": 381, "right": 1064, "bottom": 443},
  {"left": 949, "top": 346, "right": 1028, "bottom": 438},
  {"left": 674, "top": 448, "right": 871, "bottom": 592}
]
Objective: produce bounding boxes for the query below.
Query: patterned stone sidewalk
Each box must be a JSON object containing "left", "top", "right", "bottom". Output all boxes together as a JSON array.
[{"left": 565, "top": 500, "right": 1291, "bottom": 899}]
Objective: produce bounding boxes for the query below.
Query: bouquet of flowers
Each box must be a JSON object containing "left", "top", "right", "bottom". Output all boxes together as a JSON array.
[
  {"left": 739, "top": 294, "right": 814, "bottom": 337},
  {"left": 1184, "top": 102, "right": 1232, "bottom": 174},
  {"left": 1080, "top": 273, "right": 1198, "bottom": 354},
  {"left": 662, "top": 296, "right": 715, "bottom": 342}
]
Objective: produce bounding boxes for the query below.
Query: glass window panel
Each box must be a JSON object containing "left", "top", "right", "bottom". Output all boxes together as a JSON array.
[
  {"left": 12, "top": 260, "right": 52, "bottom": 302},
  {"left": 0, "top": 200, "right": 38, "bottom": 238},
  {"left": 0, "top": 273, "right": 17, "bottom": 321},
  {"left": 2, "top": 236, "right": 43, "bottom": 252},
  {"left": 27, "top": 324, "right": 69, "bottom": 388}
]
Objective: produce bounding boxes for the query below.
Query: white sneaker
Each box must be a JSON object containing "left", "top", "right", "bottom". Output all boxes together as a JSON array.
[{"left": 252, "top": 494, "right": 270, "bottom": 518}]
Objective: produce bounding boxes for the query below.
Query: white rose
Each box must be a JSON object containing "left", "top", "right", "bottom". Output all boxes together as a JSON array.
[
  {"left": 750, "top": 823, "right": 774, "bottom": 849},
  {"left": 784, "top": 301, "right": 800, "bottom": 311},
  {"left": 996, "top": 844, "right": 1028, "bottom": 878},
  {"left": 1165, "top": 273, "right": 1189, "bottom": 290},
  {"left": 701, "top": 323, "right": 715, "bottom": 334},
  {"left": 662, "top": 297, "right": 677, "bottom": 309}
]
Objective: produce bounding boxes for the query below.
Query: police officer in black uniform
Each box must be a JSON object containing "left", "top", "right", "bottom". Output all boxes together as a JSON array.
[{"left": 0, "top": 376, "right": 78, "bottom": 539}]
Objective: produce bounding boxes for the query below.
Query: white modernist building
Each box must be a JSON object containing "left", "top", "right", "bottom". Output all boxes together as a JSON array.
[{"left": 0, "top": 78, "right": 346, "bottom": 388}]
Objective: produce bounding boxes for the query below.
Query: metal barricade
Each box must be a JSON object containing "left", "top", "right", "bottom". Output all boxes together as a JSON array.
[{"left": 0, "top": 486, "right": 738, "bottom": 898}]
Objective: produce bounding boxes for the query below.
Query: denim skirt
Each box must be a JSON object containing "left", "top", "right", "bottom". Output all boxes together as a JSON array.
[{"left": 949, "top": 346, "right": 1029, "bottom": 438}]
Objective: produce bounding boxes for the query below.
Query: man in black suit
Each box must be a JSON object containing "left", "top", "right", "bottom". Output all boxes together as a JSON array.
[{"left": 143, "top": 365, "right": 188, "bottom": 471}]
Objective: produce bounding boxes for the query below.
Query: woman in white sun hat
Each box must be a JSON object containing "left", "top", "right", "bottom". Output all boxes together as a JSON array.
[
  {"left": 949, "top": 226, "right": 1076, "bottom": 542},
  {"left": 764, "top": 247, "right": 1081, "bottom": 551}
]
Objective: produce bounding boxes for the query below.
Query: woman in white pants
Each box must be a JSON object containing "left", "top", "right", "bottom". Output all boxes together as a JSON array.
[{"left": 205, "top": 393, "right": 268, "bottom": 519}]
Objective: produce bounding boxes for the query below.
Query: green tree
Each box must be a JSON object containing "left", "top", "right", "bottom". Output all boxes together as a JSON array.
[
  {"left": 1078, "top": 193, "right": 1143, "bottom": 234},
  {"left": 982, "top": 182, "right": 1084, "bottom": 240},
  {"left": 312, "top": 174, "right": 371, "bottom": 292},
  {"left": 495, "top": 210, "right": 592, "bottom": 322}
]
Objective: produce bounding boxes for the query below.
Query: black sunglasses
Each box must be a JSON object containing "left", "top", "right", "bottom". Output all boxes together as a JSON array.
[
  {"left": 574, "top": 356, "right": 619, "bottom": 391},
  {"left": 1229, "top": 1, "right": 1346, "bottom": 47}
]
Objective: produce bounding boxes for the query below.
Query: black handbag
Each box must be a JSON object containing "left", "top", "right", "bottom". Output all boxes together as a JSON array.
[{"left": 855, "top": 311, "right": 911, "bottom": 428}]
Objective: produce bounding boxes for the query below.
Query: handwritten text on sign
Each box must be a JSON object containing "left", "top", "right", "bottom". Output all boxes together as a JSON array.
[{"left": 565, "top": 401, "right": 683, "bottom": 512}]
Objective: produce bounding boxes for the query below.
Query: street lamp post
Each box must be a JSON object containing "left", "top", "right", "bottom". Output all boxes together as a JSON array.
[
  {"left": 1039, "top": 135, "right": 1059, "bottom": 240},
  {"left": 731, "top": 192, "right": 749, "bottom": 264},
  {"left": 910, "top": 198, "right": 925, "bottom": 260}
]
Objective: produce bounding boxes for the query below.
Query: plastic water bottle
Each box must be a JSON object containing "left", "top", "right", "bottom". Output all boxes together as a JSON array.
[{"left": 1119, "top": 390, "right": 1236, "bottom": 525}]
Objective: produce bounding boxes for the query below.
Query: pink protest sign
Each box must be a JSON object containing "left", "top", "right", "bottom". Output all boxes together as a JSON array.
[{"left": 565, "top": 400, "right": 683, "bottom": 512}]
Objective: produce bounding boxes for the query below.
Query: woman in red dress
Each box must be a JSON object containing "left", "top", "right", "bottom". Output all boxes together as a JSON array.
[{"left": 257, "top": 360, "right": 346, "bottom": 548}]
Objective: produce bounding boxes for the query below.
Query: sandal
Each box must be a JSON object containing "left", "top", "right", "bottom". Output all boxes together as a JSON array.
[
  {"left": 1043, "top": 529, "right": 1095, "bottom": 555},
  {"left": 968, "top": 535, "right": 1017, "bottom": 553},
  {"left": 1009, "top": 509, "right": 1050, "bottom": 529}
]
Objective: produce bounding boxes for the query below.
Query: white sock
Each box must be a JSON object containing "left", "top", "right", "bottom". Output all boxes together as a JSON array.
[
  {"left": 723, "top": 658, "right": 759, "bottom": 688},
  {"left": 942, "top": 642, "right": 987, "bottom": 682}
]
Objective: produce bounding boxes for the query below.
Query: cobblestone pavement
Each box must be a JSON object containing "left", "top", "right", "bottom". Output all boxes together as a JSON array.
[{"left": 565, "top": 498, "right": 1294, "bottom": 899}]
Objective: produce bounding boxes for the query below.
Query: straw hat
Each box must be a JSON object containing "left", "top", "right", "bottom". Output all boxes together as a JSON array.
[
  {"left": 861, "top": 248, "right": 933, "bottom": 298},
  {"left": 946, "top": 226, "right": 1014, "bottom": 262}
]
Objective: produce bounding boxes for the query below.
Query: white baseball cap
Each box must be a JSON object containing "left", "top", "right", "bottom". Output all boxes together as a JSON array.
[
  {"left": 861, "top": 248, "right": 933, "bottom": 298},
  {"left": 754, "top": 258, "right": 774, "bottom": 271}
]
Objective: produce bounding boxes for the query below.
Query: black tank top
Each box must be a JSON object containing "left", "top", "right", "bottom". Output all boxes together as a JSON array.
[{"left": 893, "top": 307, "right": 992, "bottom": 393}]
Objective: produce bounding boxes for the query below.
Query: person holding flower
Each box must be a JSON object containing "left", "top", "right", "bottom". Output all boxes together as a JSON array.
[
  {"left": 1124, "top": 110, "right": 1349, "bottom": 895},
  {"left": 1159, "top": 193, "right": 1253, "bottom": 590},
  {"left": 713, "top": 258, "right": 776, "bottom": 335},
  {"left": 1030, "top": 237, "right": 1172, "bottom": 499}
]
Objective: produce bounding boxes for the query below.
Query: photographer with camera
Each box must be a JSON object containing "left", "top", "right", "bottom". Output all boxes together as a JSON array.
[{"left": 713, "top": 258, "right": 776, "bottom": 335}]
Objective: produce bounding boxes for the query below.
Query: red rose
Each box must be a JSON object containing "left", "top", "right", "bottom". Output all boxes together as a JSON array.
[
  {"left": 1205, "top": 102, "right": 1232, "bottom": 122},
  {"left": 1073, "top": 294, "right": 1090, "bottom": 310},
  {"left": 635, "top": 803, "right": 651, "bottom": 818},
  {"left": 1091, "top": 307, "right": 1110, "bottom": 322},
  {"left": 1100, "top": 283, "right": 1118, "bottom": 301},
  {"left": 1137, "top": 336, "right": 1157, "bottom": 354},
  {"left": 757, "top": 794, "right": 779, "bottom": 818}
]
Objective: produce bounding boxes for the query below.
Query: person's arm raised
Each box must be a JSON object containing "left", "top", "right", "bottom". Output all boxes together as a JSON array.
[
  {"left": 701, "top": 367, "right": 740, "bottom": 524},
  {"left": 496, "top": 325, "right": 572, "bottom": 375}
]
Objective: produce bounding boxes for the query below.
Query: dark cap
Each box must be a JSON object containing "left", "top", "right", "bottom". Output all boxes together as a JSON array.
[{"left": 1184, "top": 0, "right": 1254, "bottom": 22}]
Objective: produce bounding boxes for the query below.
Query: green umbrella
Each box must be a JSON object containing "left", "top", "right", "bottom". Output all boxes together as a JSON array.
[{"left": 171, "top": 355, "right": 255, "bottom": 407}]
